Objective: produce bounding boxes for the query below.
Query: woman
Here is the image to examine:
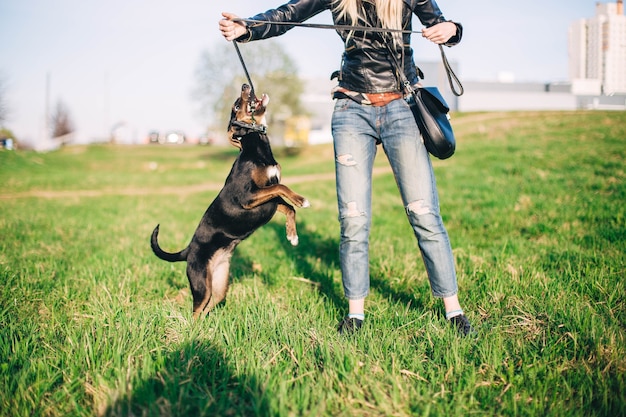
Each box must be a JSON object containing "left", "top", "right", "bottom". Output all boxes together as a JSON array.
[{"left": 219, "top": 0, "right": 476, "bottom": 337}]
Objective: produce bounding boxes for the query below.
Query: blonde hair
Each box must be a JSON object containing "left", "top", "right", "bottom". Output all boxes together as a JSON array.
[{"left": 333, "top": 0, "right": 404, "bottom": 43}]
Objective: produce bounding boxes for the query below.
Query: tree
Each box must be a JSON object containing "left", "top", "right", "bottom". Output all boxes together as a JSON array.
[
  {"left": 0, "top": 76, "right": 8, "bottom": 126},
  {"left": 51, "top": 100, "right": 74, "bottom": 139},
  {"left": 194, "top": 40, "right": 306, "bottom": 143},
  {"left": 0, "top": 76, "right": 18, "bottom": 147}
]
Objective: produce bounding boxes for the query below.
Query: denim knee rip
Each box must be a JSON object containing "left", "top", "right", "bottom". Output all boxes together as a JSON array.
[
  {"left": 406, "top": 199, "right": 434, "bottom": 216},
  {"left": 344, "top": 201, "right": 361, "bottom": 218},
  {"left": 336, "top": 154, "right": 357, "bottom": 167}
]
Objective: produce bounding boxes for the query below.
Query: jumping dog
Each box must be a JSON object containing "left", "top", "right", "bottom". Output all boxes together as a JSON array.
[{"left": 151, "top": 84, "right": 309, "bottom": 318}]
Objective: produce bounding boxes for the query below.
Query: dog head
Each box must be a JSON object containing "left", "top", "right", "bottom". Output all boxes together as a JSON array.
[{"left": 228, "top": 83, "right": 269, "bottom": 148}]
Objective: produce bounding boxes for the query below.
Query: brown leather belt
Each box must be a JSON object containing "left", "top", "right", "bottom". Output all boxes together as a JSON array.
[{"left": 365, "top": 91, "right": 404, "bottom": 106}]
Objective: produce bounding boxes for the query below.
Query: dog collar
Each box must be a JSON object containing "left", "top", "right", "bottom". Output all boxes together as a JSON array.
[{"left": 231, "top": 120, "right": 267, "bottom": 135}]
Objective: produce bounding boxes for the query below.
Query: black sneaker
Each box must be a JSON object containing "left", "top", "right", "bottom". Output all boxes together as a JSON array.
[
  {"left": 338, "top": 316, "right": 363, "bottom": 335},
  {"left": 449, "top": 314, "right": 477, "bottom": 338}
]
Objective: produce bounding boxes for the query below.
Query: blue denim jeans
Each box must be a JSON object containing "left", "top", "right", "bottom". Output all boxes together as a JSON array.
[{"left": 331, "top": 97, "right": 458, "bottom": 300}]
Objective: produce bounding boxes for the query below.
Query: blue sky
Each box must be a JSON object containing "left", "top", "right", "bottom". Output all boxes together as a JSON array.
[{"left": 0, "top": 0, "right": 598, "bottom": 147}]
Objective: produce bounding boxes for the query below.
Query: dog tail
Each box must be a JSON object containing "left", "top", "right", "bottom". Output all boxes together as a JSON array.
[{"left": 150, "top": 224, "right": 188, "bottom": 262}]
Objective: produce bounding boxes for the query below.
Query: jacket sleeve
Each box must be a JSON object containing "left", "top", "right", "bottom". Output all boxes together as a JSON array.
[
  {"left": 410, "top": 0, "right": 463, "bottom": 46},
  {"left": 236, "top": 0, "right": 330, "bottom": 42}
]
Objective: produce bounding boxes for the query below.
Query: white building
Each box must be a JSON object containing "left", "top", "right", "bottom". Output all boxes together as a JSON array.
[{"left": 569, "top": 0, "right": 626, "bottom": 95}]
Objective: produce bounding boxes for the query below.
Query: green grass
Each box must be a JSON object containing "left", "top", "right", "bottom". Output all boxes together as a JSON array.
[{"left": 1, "top": 111, "right": 625, "bottom": 416}]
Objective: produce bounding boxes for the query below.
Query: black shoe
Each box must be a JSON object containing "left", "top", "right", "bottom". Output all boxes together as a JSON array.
[
  {"left": 338, "top": 316, "right": 363, "bottom": 335},
  {"left": 449, "top": 314, "right": 477, "bottom": 338}
]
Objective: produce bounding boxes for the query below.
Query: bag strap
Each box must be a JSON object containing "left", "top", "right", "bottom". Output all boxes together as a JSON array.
[
  {"left": 385, "top": 33, "right": 464, "bottom": 97},
  {"left": 385, "top": 41, "right": 419, "bottom": 97}
]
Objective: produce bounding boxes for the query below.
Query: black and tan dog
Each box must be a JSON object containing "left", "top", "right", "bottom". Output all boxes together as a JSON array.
[{"left": 151, "top": 84, "right": 309, "bottom": 318}]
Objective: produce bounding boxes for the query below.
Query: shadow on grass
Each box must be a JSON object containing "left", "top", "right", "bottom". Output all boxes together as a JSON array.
[
  {"left": 156, "top": 212, "right": 432, "bottom": 320},
  {"left": 104, "top": 340, "right": 268, "bottom": 416},
  {"left": 370, "top": 272, "right": 429, "bottom": 315},
  {"left": 266, "top": 220, "right": 346, "bottom": 312},
  {"left": 266, "top": 219, "right": 429, "bottom": 316}
]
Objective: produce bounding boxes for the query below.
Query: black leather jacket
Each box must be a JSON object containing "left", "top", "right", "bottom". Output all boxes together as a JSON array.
[{"left": 239, "top": 0, "right": 462, "bottom": 93}]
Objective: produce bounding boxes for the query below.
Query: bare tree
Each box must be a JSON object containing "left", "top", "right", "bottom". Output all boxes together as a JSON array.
[
  {"left": 194, "top": 40, "right": 306, "bottom": 138},
  {"left": 51, "top": 100, "right": 74, "bottom": 138},
  {"left": 0, "top": 76, "right": 8, "bottom": 126}
]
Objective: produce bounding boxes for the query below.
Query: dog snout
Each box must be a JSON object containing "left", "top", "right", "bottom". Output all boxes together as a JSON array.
[{"left": 241, "top": 84, "right": 251, "bottom": 100}]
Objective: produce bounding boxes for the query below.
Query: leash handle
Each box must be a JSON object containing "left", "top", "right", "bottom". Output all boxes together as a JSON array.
[{"left": 439, "top": 45, "right": 463, "bottom": 96}]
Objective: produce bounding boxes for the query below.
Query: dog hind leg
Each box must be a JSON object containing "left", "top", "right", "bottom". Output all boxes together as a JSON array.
[
  {"left": 203, "top": 247, "right": 233, "bottom": 312},
  {"left": 189, "top": 245, "right": 236, "bottom": 319},
  {"left": 187, "top": 261, "right": 210, "bottom": 319},
  {"left": 276, "top": 200, "right": 299, "bottom": 246}
]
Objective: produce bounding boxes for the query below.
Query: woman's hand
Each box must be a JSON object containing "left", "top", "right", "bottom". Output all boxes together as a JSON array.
[
  {"left": 219, "top": 12, "right": 248, "bottom": 41},
  {"left": 421, "top": 21, "right": 457, "bottom": 44}
]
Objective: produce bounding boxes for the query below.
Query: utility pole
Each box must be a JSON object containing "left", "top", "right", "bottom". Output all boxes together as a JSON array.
[
  {"left": 104, "top": 71, "right": 110, "bottom": 140},
  {"left": 44, "top": 72, "right": 50, "bottom": 145}
]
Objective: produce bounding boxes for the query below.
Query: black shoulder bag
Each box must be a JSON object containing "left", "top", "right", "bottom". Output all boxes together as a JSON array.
[{"left": 388, "top": 42, "right": 464, "bottom": 160}]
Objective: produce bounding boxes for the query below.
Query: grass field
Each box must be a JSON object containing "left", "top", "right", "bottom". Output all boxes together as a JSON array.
[{"left": 1, "top": 111, "right": 625, "bottom": 416}]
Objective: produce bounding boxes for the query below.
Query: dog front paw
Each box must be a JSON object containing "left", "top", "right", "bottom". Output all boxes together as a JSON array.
[
  {"left": 292, "top": 196, "right": 310, "bottom": 208},
  {"left": 288, "top": 234, "right": 299, "bottom": 246}
]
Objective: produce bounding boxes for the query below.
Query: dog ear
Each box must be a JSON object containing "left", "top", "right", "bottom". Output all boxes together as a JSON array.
[
  {"left": 253, "top": 94, "right": 269, "bottom": 116},
  {"left": 228, "top": 97, "right": 243, "bottom": 132}
]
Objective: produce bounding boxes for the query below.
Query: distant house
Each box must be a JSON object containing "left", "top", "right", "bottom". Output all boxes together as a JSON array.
[{"left": 299, "top": 60, "right": 625, "bottom": 145}]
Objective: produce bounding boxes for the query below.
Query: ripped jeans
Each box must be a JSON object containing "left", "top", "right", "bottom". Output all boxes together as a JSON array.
[{"left": 331, "top": 97, "right": 458, "bottom": 300}]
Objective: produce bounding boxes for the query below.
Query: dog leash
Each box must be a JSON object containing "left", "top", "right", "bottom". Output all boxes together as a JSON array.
[
  {"left": 233, "top": 17, "right": 423, "bottom": 34},
  {"left": 233, "top": 41, "right": 257, "bottom": 99},
  {"left": 231, "top": 18, "right": 462, "bottom": 96},
  {"left": 232, "top": 41, "right": 268, "bottom": 131}
]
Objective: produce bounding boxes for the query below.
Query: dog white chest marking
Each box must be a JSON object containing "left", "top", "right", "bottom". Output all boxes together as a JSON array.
[{"left": 267, "top": 165, "right": 281, "bottom": 182}]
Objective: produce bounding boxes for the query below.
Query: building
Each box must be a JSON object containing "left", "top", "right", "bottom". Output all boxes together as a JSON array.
[{"left": 569, "top": 0, "right": 626, "bottom": 95}]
